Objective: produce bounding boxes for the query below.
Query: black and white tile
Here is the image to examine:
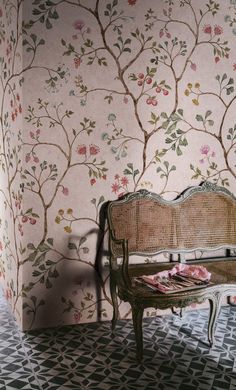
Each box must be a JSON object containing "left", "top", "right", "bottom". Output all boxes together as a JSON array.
[{"left": 0, "top": 290, "right": 236, "bottom": 389}]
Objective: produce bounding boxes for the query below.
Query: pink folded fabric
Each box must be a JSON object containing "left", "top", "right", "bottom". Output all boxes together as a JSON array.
[{"left": 142, "top": 264, "right": 211, "bottom": 283}]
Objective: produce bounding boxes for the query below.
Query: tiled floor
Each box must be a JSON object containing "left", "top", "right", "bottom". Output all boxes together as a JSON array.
[{"left": 1, "top": 290, "right": 236, "bottom": 389}]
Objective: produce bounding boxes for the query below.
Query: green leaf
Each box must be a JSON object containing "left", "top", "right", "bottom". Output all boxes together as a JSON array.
[
  {"left": 38, "top": 243, "right": 50, "bottom": 252},
  {"left": 161, "top": 112, "right": 168, "bottom": 119},
  {"left": 176, "top": 146, "right": 182, "bottom": 156},
  {"left": 205, "top": 110, "right": 212, "bottom": 118},
  {"left": 46, "top": 278, "right": 52, "bottom": 289},
  {"left": 166, "top": 122, "right": 177, "bottom": 133},
  {"left": 222, "top": 73, "right": 227, "bottom": 82},
  {"left": 68, "top": 242, "right": 77, "bottom": 250},
  {"left": 123, "top": 169, "right": 132, "bottom": 175},
  {"left": 98, "top": 195, "right": 105, "bottom": 205},
  {"left": 227, "top": 77, "right": 234, "bottom": 85},
  {"left": 196, "top": 114, "right": 203, "bottom": 122},
  {"left": 163, "top": 161, "right": 169, "bottom": 169},
  {"left": 46, "top": 18, "right": 52, "bottom": 29},
  {"left": 79, "top": 237, "right": 87, "bottom": 246},
  {"left": 30, "top": 33, "right": 37, "bottom": 43},
  {"left": 208, "top": 120, "right": 214, "bottom": 126},
  {"left": 33, "top": 253, "right": 46, "bottom": 266},
  {"left": 27, "top": 243, "right": 35, "bottom": 250}
]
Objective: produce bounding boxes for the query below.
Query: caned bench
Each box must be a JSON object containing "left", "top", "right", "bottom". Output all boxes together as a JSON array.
[{"left": 107, "top": 182, "right": 236, "bottom": 360}]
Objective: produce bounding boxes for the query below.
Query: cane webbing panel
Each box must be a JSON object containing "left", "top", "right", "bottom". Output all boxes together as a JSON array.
[
  {"left": 179, "top": 192, "right": 236, "bottom": 249},
  {"left": 109, "top": 190, "right": 236, "bottom": 257}
]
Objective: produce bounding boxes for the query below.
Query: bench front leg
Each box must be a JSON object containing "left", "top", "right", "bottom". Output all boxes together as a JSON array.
[
  {"left": 131, "top": 303, "right": 144, "bottom": 361},
  {"left": 208, "top": 292, "right": 221, "bottom": 346}
]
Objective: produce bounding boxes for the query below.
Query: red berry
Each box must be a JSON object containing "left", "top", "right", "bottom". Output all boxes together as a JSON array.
[
  {"left": 146, "top": 98, "right": 152, "bottom": 105},
  {"left": 146, "top": 77, "right": 152, "bottom": 85},
  {"left": 156, "top": 86, "right": 162, "bottom": 93},
  {"left": 137, "top": 80, "right": 143, "bottom": 86},
  {"left": 138, "top": 73, "right": 144, "bottom": 79},
  {"left": 163, "top": 89, "right": 169, "bottom": 96},
  {"left": 29, "top": 218, "right": 36, "bottom": 225},
  {"left": 22, "top": 216, "right": 28, "bottom": 223},
  {"left": 152, "top": 99, "right": 158, "bottom": 106}
]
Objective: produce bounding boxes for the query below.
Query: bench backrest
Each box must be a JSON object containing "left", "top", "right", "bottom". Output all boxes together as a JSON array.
[{"left": 107, "top": 182, "right": 236, "bottom": 258}]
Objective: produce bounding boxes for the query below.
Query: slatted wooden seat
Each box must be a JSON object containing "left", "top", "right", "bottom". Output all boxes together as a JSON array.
[{"left": 107, "top": 182, "right": 236, "bottom": 360}]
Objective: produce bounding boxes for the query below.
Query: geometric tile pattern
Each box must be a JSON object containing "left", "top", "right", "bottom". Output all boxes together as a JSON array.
[{"left": 1, "top": 290, "right": 236, "bottom": 389}]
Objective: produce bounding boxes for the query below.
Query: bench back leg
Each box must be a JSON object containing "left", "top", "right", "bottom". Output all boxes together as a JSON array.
[{"left": 110, "top": 274, "right": 119, "bottom": 331}]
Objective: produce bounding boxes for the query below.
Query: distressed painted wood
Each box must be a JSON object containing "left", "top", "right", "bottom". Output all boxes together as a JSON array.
[{"left": 107, "top": 182, "right": 236, "bottom": 360}]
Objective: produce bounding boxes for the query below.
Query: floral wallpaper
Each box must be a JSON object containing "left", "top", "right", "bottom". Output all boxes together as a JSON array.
[{"left": 1, "top": 0, "right": 236, "bottom": 330}]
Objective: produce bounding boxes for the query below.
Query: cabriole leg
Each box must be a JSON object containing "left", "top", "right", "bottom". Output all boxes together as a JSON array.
[
  {"left": 131, "top": 304, "right": 144, "bottom": 361},
  {"left": 208, "top": 296, "right": 220, "bottom": 347},
  {"left": 110, "top": 274, "right": 119, "bottom": 331}
]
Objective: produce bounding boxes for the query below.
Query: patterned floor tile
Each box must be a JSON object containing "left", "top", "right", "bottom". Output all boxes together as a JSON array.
[{"left": 1, "top": 289, "right": 236, "bottom": 389}]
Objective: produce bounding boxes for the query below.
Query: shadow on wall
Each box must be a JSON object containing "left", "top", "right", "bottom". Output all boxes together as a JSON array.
[{"left": 26, "top": 201, "right": 111, "bottom": 330}]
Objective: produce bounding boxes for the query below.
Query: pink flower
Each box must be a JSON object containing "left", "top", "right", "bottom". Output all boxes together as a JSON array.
[
  {"left": 214, "top": 25, "right": 223, "bottom": 35},
  {"left": 123, "top": 96, "right": 129, "bottom": 104},
  {"left": 199, "top": 159, "right": 205, "bottom": 164},
  {"left": 62, "top": 187, "right": 69, "bottom": 196},
  {"left": 30, "top": 131, "right": 34, "bottom": 139},
  {"left": 18, "top": 223, "right": 23, "bottom": 235},
  {"left": 190, "top": 62, "right": 197, "bottom": 71},
  {"left": 90, "top": 178, "right": 96, "bottom": 186},
  {"left": 36, "top": 129, "right": 40, "bottom": 136},
  {"left": 200, "top": 145, "right": 210, "bottom": 155},
  {"left": 128, "top": 0, "right": 137, "bottom": 4},
  {"left": 89, "top": 144, "right": 100, "bottom": 155},
  {"left": 77, "top": 145, "right": 87, "bottom": 155},
  {"left": 25, "top": 153, "right": 31, "bottom": 162},
  {"left": 203, "top": 24, "right": 212, "bottom": 34},
  {"left": 102, "top": 175, "right": 107, "bottom": 180},
  {"left": 114, "top": 174, "right": 120, "bottom": 180},
  {"left": 74, "top": 57, "right": 81, "bottom": 68},
  {"left": 33, "top": 156, "right": 39, "bottom": 163},
  {"left": 112, "top": 182, "right": 120, "bottom": 193},
  {"left": 159, "top": 30, "right": 164, "bottom": 38},
  {"left": 121, "top": 176, "right": 129, "bottom": 186},
  {"left": 74, "top": 312, "right": 82, "bottom": 323},
  {"left": 73, "top": 19, "right": 85, "bottom": 31},
  {"left": 215, "top": 56, "right": 220, "bottom": 63}
]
